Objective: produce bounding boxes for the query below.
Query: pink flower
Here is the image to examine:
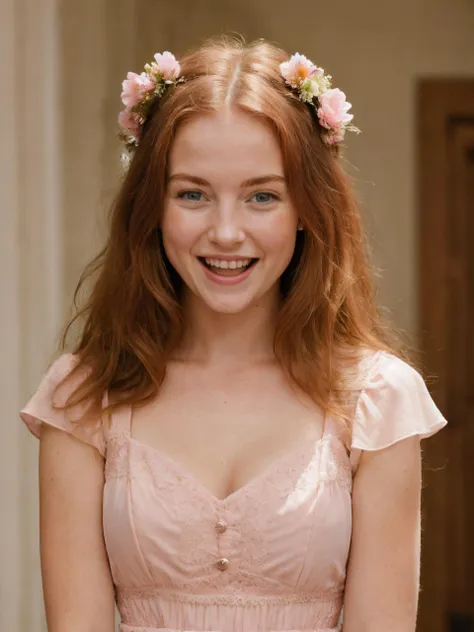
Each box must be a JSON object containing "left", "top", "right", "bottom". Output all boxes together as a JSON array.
[
  {"left": 121, "top": 71, "right": 156, "bottom": 108},
  {"left": 280, "top": 53, "right": 319, "bottom": 89},
  {"left": 153, "top": 51, "right": 181, "bottom": 81},
  {"left": 118, "top": 109, "right": 142, "bottom": 138},
  {"left": 326, "top": 128, "right": 346, "bottom": 145},
  {"left": 317, "top": 88, "right": 353, "bottom": 130}
]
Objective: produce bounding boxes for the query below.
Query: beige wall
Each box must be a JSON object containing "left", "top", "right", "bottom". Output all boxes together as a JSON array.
[{"left": 1, "top": 0, "right": 473, "bottom": 629}]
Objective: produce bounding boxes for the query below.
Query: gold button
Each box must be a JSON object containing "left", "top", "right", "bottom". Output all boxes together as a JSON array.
[
  {"left": 215, "top": 520, "right": 227, "bottom": 534},
  {"left": 216, "top": 557, "right": 229, "bottom": 571}
]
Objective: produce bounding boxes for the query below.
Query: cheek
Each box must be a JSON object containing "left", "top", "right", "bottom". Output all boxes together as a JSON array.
[
  {"left": 258, "top": 214, "right": 298, "bottom": 256},
  {"left": 161, "top": 205, "right": 200, "bottom": 257}
]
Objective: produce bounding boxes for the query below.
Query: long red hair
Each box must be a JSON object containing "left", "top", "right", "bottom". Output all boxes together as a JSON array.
[{"left": 58, "top": 35, "right": 409, "bottom": 425}]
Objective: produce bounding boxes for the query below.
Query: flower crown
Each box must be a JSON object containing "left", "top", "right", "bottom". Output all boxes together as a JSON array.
[
  {"left": 118, "top": 51, "right": 183, "bottom": 165},
  {"left": 118, "top": 50, "right": 359, "bottom": 165},
  {"left": 279, "top": 53, "right": 359, "bottom": 145}
]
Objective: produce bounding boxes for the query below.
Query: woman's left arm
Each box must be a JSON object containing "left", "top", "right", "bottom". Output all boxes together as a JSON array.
[{"left": 342, "top": 436, "right": 422, "bottom": 632}]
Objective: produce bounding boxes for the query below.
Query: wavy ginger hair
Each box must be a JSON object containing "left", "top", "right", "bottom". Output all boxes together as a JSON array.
[{"left": 59, "top": 35, "right": 407, "bottom": 427}]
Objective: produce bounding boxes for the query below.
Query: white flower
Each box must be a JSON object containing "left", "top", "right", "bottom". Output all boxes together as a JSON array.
[
  {"left": 280, "top": 53, "right": 317, "bottom": 89},
  {"left": 299, "top": 78, "right": 320, "bottom": 102}
]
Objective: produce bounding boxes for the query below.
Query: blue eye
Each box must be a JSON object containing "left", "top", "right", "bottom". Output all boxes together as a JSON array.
[
  {"left": 251, "top": 192, "right": 279, "bottom": 204},
  {"left": 177, "top": 190, "right": 204, "bottom": 202}
]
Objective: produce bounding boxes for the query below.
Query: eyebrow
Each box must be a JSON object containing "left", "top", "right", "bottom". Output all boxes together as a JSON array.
[{"left": 168, "top": 173, "right": 286, "bottom": 188}]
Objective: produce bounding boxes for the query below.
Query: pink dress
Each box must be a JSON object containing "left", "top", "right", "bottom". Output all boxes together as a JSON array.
[{"left": 20, "top": 351, "right": 446, "bottom": 632}]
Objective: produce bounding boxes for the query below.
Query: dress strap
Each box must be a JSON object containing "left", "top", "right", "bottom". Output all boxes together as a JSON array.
[
  {"left": 104, "top": 395, "right": 132, "bottom": 441},
  {"left": 114, "top": 404, "right": 132, "bottom": 438},
  {"left": 322, "top": 413, "right": 338, "bottom": 439},
  {"left": 103, "top": 401, "right": 132, "bottom": 479},
  {"left": 321, "top": 411, "right": 351, "bottom": 449}
]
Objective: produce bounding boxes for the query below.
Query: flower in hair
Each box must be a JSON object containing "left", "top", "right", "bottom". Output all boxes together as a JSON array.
[
  {"left": 280, "top": 54, "right": 331, "bottom": 100},
  {"left": 151, "top": 52, "right": 181, "bottom": 81},
  {"left": 280, "top": 53, "right": 359, "bottom": 146},
  {"left": 121, "top": 72, "right": 157, "bottom": 109},
  {"left": 118, "top": 108, "right": 142, "bottom": 138},
  {"left": 118, "top": 51, "right": 183, "bottom": 165},
  {"left": 318, "top": 89, "right": 355, "bottom": 145}
]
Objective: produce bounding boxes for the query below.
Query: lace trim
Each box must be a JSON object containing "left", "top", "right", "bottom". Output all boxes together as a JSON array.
[
  {"left": 105, "top": 431, "right": 352, "bottom": 491},
  {"left": 117, "top": 586, "right": 343, "bottom": 606},
  {"left": 105, "top": 431, "right": 131, "bottom": 480}
]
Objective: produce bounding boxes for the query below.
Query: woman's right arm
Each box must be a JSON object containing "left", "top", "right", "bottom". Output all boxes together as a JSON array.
[{"left": 39, "top": 424, "right": 115, "bottom": 632}]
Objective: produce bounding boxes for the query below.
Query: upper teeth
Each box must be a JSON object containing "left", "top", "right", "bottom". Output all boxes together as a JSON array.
[{"left": 204, "top": 258, "right": 252, "bottom": 269}]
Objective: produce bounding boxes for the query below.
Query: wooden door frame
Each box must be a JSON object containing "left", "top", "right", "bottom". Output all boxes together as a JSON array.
[
  {"left": 417, "top": 79, "right": 474, "bottom": 632},
  {"left": 418, "top": 79, "right": 474, "bottom": 407}
]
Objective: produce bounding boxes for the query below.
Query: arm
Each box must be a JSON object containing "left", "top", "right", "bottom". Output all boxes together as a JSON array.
[
  {"left": 342, "top": 436, "right": 422, "bottom": 632},
  {"left": 39, "top": 424, "right": 115, "bottom": 632}
]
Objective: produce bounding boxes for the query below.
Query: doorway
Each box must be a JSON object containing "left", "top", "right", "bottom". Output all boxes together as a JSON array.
[{"left": 417, "top": 79, "right": 474, "bottom": 632}]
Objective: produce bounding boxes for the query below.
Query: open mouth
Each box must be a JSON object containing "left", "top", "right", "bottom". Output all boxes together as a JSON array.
[{"left": 198, "top": 257, "right": 259, "bottom": 277}]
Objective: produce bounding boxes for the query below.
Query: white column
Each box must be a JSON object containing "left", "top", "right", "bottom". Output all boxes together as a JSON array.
[
  {"left": 19, "top": 0, "right": 64, "bottom": 628},
  {"left": 0, "top": 0, "right": 23, "bottom": 629},
  {"left": 0, "top": 0, "right": 62, "bottom": 629},
  {"left": 1, "top": 0, "right": 137, "bottom": 628}
]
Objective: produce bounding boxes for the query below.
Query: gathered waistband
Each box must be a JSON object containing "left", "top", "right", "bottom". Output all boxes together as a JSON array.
[{"left": 116, "top": 588, "right": 342, "bottom": 632}]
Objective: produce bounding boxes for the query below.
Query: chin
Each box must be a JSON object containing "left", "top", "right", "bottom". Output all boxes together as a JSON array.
[
  {"left": 183, "top": 269, "right": 280, "bottom": 315},
  {"left": 199, "top": 293, "right": 258, "bottom": 315}
]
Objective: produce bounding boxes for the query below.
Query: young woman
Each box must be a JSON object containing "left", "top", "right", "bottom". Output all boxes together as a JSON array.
[{"left": 21, "top": 36, "right": 447, "bottom": 632}]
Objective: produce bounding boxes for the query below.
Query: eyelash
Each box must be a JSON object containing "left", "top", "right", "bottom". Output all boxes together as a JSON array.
[
  {"left": 176, "top": 190, "right": 205, "bottom": 202},
  {"left": 176, "top": 190, "right": 281, "bottom": 204}
]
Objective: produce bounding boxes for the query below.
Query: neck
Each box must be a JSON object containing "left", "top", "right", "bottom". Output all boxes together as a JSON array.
[{"left": 177, "top": 290, "right": 280, "bottom": 366}]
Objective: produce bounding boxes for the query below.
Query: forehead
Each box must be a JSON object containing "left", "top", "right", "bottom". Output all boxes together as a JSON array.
[{"left": 168, "top": 109, "right": 284, "bottom": 180}]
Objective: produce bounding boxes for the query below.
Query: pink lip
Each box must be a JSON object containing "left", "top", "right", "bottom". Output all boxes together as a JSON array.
[{"left": 199, "top": 259, "right": 256, "bottom": 286}]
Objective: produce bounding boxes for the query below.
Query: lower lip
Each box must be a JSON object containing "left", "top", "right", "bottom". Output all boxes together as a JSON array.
[{"left": 199, "top": 260, "right": 257, "bottom": 286}]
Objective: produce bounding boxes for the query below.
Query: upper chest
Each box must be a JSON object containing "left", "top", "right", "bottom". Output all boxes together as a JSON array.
[{"left": 130, "top": 362, "right": 326, "bottom": 501}]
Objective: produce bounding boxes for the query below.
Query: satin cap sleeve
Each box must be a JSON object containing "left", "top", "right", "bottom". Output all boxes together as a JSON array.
[
  {"left": 20, "top": 353, "right": 106, "bottom": 456},
  {"left": 351, "top": 352, "right": 447, "bottom": 470}
]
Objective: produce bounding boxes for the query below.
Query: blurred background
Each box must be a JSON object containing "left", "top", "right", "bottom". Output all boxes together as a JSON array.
[{"left": 1, "top": 0, "right": 473, "bottom": 630}]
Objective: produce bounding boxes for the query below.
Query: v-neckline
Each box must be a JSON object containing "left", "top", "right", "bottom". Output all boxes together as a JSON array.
[{"left": 128, "top": 433, "right": 329, "bottom": 506}]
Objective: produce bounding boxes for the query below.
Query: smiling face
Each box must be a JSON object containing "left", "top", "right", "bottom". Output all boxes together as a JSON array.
[{"left": 161, "top": 108, "right": 299, "bottom": 315}]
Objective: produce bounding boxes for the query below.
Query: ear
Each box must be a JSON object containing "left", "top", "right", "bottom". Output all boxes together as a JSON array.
[{"left": 297, "top": 221, "right": 304, "bottom": 231}]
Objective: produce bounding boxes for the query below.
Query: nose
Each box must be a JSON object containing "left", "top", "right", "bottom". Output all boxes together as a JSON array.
[{"left": 207, "top": 203, "right": 245, "bottom": 247}]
